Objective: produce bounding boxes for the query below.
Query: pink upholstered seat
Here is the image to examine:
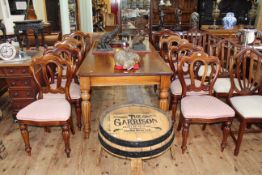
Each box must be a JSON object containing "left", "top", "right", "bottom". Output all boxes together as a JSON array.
[
  {"left": 17, "top": 99, "right": 71, "bottom": 121},
  {"left": 176, "top": 51, "right": 234, "bottom": 154},
  {"left": 181, "top": 95, "right": 235, "bottom": 119}
]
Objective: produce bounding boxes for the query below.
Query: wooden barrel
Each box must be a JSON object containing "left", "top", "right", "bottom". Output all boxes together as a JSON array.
[{"left": 98, "top": 104, "right": 174, "bottom": 159}]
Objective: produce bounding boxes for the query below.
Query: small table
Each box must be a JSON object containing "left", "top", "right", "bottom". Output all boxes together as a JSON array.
[
  {"left": 98, "top": 104, "right": 174, "bottom": 175},
  {"left": 78, "top": 37, "right": 173, "bottom": 138},
  {"left": 0, "top": 20, "right": 6, "bottom": 42},
  {"left": 13, "top": 20, "right": 46, "bottom": 50}
]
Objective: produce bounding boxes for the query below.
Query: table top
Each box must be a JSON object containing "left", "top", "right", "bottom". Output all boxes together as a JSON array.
[
  {"left": 0, "top": 49, "right": 42, "bottom": 67},
  {"left": 78, "top": 39, "right": 172, "bottom": 77},
  {"left": 13, "top": 20, "right": 43, "bottom": 24}
]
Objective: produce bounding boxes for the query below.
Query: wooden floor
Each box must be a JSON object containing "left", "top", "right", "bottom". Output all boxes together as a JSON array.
[{"left": 0, "top": 86, "right": 261, "bottom": 175}]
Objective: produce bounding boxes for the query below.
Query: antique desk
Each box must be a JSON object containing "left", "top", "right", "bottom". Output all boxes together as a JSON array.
[
  {"left": 13, "top": 20, "right": 46, "bottom": 50},
  {"left": 78, "top": 40, "right": 173, "bottom": 138},
  {"left": 0, "top": 51, "right": 41, "bottom": 118}
]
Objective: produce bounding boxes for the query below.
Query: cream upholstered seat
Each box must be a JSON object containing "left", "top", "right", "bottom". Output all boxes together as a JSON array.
[
  {"left": 227, "top": 48, "right": 262, "bottom": 156},
  {"left": 17, "top": 99, "right": 71, "bottom": 121},
  {"left": 176, "top": 51, "right": 235, "bottom": 153},
  {"left": 17, "top": 54, "right": 75, "bottom": 158},
  {"left": 229, "top": 95, "right": 262, "bottom": 118}
]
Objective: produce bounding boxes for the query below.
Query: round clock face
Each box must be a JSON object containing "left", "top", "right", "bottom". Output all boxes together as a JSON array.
[{"left": 0, "top": 43, "right": 17, "bottom": 61}]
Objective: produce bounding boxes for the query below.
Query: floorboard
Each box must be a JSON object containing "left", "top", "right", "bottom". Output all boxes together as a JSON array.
[{"left": 0, "top": 86, "right": 261, "bottom": 175}]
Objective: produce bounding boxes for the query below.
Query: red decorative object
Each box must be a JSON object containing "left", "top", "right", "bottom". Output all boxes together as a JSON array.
[{"left": 115, "top": 64, "right": 139, "bottom": 70}]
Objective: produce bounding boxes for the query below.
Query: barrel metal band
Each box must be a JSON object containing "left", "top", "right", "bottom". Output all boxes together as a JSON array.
[
  {"left": 99, "top": 123, "right": 174, "bottom": 148},
  {"left": 98, "top": 133, "right": 175, "bottom": 158}
]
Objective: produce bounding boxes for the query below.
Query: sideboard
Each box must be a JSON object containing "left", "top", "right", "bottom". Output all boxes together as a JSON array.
[{"left": 0, "top": 51, "right": 41, "bottom": 118}]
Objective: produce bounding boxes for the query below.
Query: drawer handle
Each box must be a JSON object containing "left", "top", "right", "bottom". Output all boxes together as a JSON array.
[
  {"left": 24, "top": 81, "right": 29, "bottom": 85},
  {"left": 9, "top": 69, "right": 14, "bottom": 73},
  {"left": 22, "top": 69, "right": 26, "bottom": 73},
  {"left": 26, "top": 92, "right": 31, "bottom": 96},
  {"left": 11, "top": 82, "right": 16, "bottom": 86},
  {"left": 14, "top": 92, "right": 18, "bottom": 97}
]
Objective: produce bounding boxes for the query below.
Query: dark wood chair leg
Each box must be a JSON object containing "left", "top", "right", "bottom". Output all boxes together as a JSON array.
[
  {"left": 234, "top": 120, "right": 246, "bottom": 156},
  {"left": 177, "top": 114, "right": 184, "bottom": 131},
  {"left": 75, "top": 99, "right": 82, "bottom": 130},
  {"left": 181, "top": 120, "right": 190, "bottom": 154},
  {"left": 169, "top": 94, "right": 174, "bottom": 110},
  {"left": 19, "top": 124, "right": 31, "bottom": 156},
  {"left": 69, "top": 117, "right": 75, "bottom": 135},
  {"left": 44, "top": 127, "right": 51, "bottom": 133},
  {"left": 202, "top": 124, "right": 207, "bottom": 130},
  {"left": 171, "top": 95, "right": 178, "bottom": 123},
  {"left": 154, "top": 85, "right": 158, "bottom": 93},
  {"left": 62, "top": 123, "right": 71, "bottom": 158},
  {"left": 221, "top": 120, "right": 232, "bottom": 152}
]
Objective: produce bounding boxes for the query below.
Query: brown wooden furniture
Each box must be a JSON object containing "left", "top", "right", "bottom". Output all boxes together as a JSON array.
[
  {"left": 17, "top": 54, "right": 75, "bottom": 157},
  {"left": 159, "top": 35, "right": 182, "bottom": 62},
  {"left": 0, "top": 51, "right": 42, "bottom": 118},
  {"left": 43, "top": 44, "right": 83, "bottom": 130},
  {"left": 212, "top": 39, "right": 241, "bottom": 98},
  {"left": 176, "top": 51, "right": 235, "bottom": 153},
  {"left": 168, "top": 43, "right": 203, "bottom": 121},
  {"left": 228, "top": 48, "right": 262, "bottom": 156},
  {"left": 13, "top": 20, "right": 46, "bottom": 50},
  {"left": 201, "top": 25, "right": 240, "bottom": 40},
  {"left": 78, "top": 38, "right": 172, "bottom": 138},
  {"left": 150, "top": 0, "right": 198, "bottom": 31},
  {"left": 152, "top": 29, "right": 181, "bottom": 50}
]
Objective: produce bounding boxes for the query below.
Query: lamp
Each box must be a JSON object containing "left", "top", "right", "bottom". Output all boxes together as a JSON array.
[{"left": 209, "top": 0, "right": 221, "bottom": 29}]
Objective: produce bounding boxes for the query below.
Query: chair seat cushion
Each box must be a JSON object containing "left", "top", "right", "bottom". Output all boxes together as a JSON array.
[
  {"left": 170, "top": 78, "right": 204, "bottom": 96},
  {"left": 229, "top": 95, "right": 262, "bottom": 118},
  {"left": 181, "top": 95, "right": 235, "bottom": 119},
  {"left": 17, "top": 99, "right": 71, "bottom": 121},
  {"left": 214, "top": 78, "right": 243, "bottom": 93},
  {"left": 43, "top": 81, "right": 81, "bottom": 100}
]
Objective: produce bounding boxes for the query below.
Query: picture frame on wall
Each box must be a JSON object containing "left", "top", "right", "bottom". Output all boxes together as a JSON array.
[{"left": 8, "top": 0, "right": 27, "bottom": 15}]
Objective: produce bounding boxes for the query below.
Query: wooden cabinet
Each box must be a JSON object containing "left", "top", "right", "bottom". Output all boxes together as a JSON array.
[
  {"left": 0, "top": 56, "right": 40, "bottom": 118},
  {"left": 150, "top": 0, "right": 198, "bottom": 31}
]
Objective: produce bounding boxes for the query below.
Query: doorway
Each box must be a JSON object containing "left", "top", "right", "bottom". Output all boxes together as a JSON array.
[{"left": 45, "top": 0, "right": 61, "bottom": 32}]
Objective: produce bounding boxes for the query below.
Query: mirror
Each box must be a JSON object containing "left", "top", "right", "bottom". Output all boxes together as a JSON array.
[{"left": 120, "top": 0, "right": 150, "bottom": 37}]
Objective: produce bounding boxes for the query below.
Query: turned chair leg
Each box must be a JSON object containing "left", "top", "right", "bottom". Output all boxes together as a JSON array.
[
  {"left": 171, "top": 95, "right": 179, "bottom": 123},
  {"left": 62, "top": 123, "right": 71, "bottom": 158},
  {"left": 234, "top": 120, "right": 246, "bottom": 156},
  {"left": 69, "top": 117, "right": 75, "bottom": 135},
  {"left": 181, "top": 120, "right": 190, "bottom": 154},
  {"left": 221, "top": 120, "right": 232, "bottom": 152},
  {"left": 75, "top": 99, "right": 82, "bottom": 130},
  {"left": 19, "top": 124, "right": 31, "bottom": 156},
  {"left": 177, "top": 114, "right": 184, "bottom": 131}
]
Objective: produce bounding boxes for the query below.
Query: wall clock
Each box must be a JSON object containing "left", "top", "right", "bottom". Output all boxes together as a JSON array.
[{"left": 0, "top": 43, "right": 17, "bottom": 61}]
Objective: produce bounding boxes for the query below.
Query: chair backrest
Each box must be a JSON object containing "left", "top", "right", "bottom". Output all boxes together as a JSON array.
[
  {"left": 151, "top": 29, "right": 180, "bottom": 50},
  {"left": 228, "top": 48, "right": 262, "bottom": 97},
  {"left": 30, "top": 54, "right": 74, "bottom": 101},
  {"left": 67, "top": 31, "right": 92, "bottom": 55},
  {"left": 183, "top": 29, "right": 207, "bottom": 49},
  {"left": 159, "top": 35, "right": 182, "bottom": 62},
  {"left": 206, "top": 34, "right": 222, "bottom": 54},
  {"left": 210, "top": 39, "right": 240, "bottom": 77},
  {"left": 178, "top": 51, "right": 221, "bottom": 97},
  {"left": 168, "top": 43, "right": 203, "bottom": 80}
]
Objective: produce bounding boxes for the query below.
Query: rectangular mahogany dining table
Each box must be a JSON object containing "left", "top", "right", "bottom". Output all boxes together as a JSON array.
[{"left": 78, "top": 40, "right": 173, "bottom": 138}]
